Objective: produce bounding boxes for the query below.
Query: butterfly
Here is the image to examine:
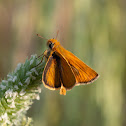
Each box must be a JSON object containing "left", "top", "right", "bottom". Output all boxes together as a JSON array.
[{"left": 37, "top": 34, "right": 99, "bottom": 95}]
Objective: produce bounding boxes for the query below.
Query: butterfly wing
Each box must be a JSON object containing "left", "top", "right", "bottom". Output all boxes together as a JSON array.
[
  {"left": 54, "top": 46, "right": 99, "bottom": 84},
  {"left": 42, "top": 51, "right": 76, "bottom": 91},
  {"left": 42, "top": 54, "right": 61, "bottom": 90},
  {"left": 55, "top": 52, "right": 76, "bottom": 89}
]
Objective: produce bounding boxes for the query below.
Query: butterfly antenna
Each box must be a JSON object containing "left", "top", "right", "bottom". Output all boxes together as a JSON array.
[
  {"left": 36, "top": 34, "right": 48, "bottom": 40},
  {"left": 56, "top": 30, "right": 59, "bottom": 39}
]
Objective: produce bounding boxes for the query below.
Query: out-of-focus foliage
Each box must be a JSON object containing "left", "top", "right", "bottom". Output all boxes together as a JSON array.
[{"left": 0, "top": 0, "right": 125, "bottom": 126}]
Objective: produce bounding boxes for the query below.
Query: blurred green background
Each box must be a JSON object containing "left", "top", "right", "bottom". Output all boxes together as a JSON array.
[{"left": 0, "top": 0, "right": 125, "bottom": 126}]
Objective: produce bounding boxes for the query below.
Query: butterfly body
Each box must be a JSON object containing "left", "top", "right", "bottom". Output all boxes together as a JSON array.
[{"left": 42, "top": 38, "right": 99, "bottom": 95}]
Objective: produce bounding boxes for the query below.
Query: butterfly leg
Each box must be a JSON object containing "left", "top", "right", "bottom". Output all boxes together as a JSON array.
[
  {"left": 35, "top": 55, "right": 45, "bottom": 67},
  {"left": 35, "top": 50, "right": 49, "bottom": 67},
  {"left": 37, "top": 50, "right": 47, "bottom": 59}
]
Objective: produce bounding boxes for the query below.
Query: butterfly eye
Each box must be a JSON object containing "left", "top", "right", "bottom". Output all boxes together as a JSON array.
[{"left": 48, "top": 42, "right": 54, "bottom": 49}]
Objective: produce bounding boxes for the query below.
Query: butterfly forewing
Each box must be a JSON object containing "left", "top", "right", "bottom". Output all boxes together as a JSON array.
[
  {"left": 42, "top": 55, "right": 61, "bottom": 90},
  {"left": 55, "top": 46, "right": 99, "bottom": 84}
]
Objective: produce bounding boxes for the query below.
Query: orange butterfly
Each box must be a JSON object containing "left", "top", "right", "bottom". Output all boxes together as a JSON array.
[{"left": 37, "top": 34, "right": 99, "bottom": 95}]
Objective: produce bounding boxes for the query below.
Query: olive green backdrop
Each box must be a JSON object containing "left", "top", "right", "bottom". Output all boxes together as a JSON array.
[{"left": 0, "top": 0, "right": 125, "bottom": 126}]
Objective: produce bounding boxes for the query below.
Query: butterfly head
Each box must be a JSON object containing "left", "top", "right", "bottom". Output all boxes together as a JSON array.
[{"left": 47, "top": 38, "right": 60, "bottom": 50}]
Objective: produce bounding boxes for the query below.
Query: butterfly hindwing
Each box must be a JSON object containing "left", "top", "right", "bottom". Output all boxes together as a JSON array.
[
  {"left": 55, "top": 52, "right": 76, "bottom": 89},
  {"left": 42, "top": 55, "right": 61, "bottom": 90}
]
